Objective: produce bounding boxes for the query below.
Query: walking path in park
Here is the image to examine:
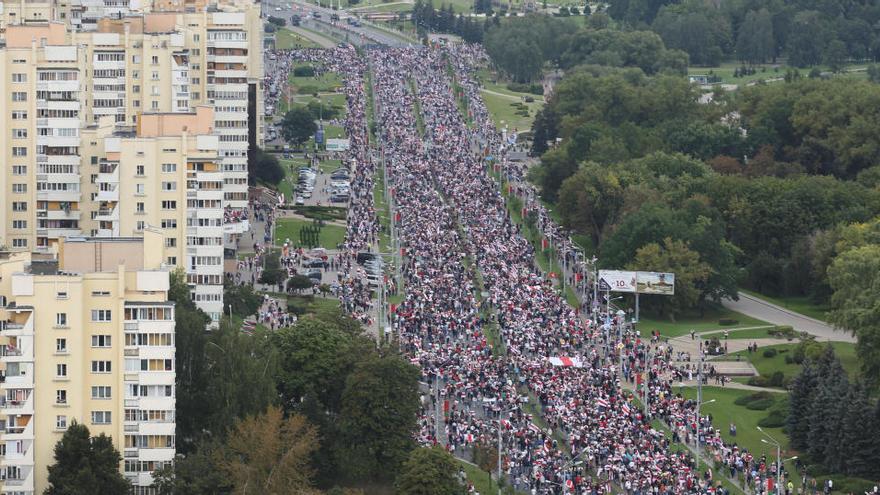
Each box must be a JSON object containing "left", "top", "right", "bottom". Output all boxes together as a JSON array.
[{"left": 723, "top": 292, "right": 855, "bottom": 343}]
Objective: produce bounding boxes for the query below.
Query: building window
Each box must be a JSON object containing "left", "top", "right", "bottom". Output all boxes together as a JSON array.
[
  {"left": 161, "top": 182, "right": 176, "bottom": 191},
  {"left": 12, "top": 147, "right": 27, "bottom": 157},
  {"left": 136, "top": 184, "right": 145, "bottom": 195},
  {"left": 91, "top": 335, "right": 112, "bottom": 347},
  {"left": 91, "top": 310, "right": 112, "bottom": 322},
  {"left": 136, "top": 221, "right": 145, "bottom": 231},
  {"left": 91, "top": 361, "right": 112, "bottom": 373},
  {"left": 12, "top": 129, "right": 27, "bottom": 139},
  {"left": 12, "top": 220, "right": 27, "bottom": 229},
  {"left": 56, "top": 364, "right": 67, "bottom": 378},
  {"left": 11, "top": 92, "right": 27, "bottom": 102},
  {"left": 161, "top": 163, "right": 177, "bottom": 173},
  {"left": 161, "top": 200, "right": 176, "bottom": 210},
  {"left": 56, "top": 313, "right": 67, "bottom": 326},
  {"left": 56, "top": 416, "right": 67, "bottom": 430},
  {"left": 56, "top": 390, "right": 67, "bottom": 404},
  {"left": 12, "top": 202, "right": 28, "bottom": 212},
  {"left": 12, "top": 239, "right": 27, "bottom": 248},
  {"left": 11, "top": 111, "right": 27, "bottom": 120},
  {"left": 11, "top": 184, "right": 26, "bottom": 193},
  {"left": 136, "top": 202, "right": 145, "bottom": 213},
  {"left": 151, "top": 101, "right": 159, "bottom": 110},
  {"left": 57, "top": 291, "right": 68, "bottom": 299},
  {"left": 91, "top": 411, "right": 112, "bottom": 425},
  {"left": 12, "top": 166, "right": 26, "bottom": 175},
  {"left": 165, "top": 238, "right": 177, "bottom": 248},
  {"left": 136, "top": 165, "right": 145, "bottom": 176},
  {"left": 56, "top": 338, "right": 67, "bottom": 352},
  {"left": 91, "top": 386, "right": 112, "bottom": 399},
  {"left": 166, "top": 256, "right": 177, "bottom": 266},
  {"left": 11, "top": 73, "right": 26, "bottom": 83},
  {"left": 161, "top": 219, "right": 177, "bottom": 229}
]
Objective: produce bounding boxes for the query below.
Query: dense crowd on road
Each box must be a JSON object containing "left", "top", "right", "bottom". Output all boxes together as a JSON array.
[
  {"left": 251, "top": 41, "right": 795, "bottom": 495},
  {"left": 362, "top": 44, "right": 793, "bottom": 495}
]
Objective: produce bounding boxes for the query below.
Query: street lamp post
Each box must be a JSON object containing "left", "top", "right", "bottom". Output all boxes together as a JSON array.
[
  {"left": 695, "top": 395, "right": 716, "bottom": 472},
  {"left": 497, "top": 406, "right": 518, "bottom": 495},
  {"left": 759, "top": 427, "right": 797, "bottom": 495}
]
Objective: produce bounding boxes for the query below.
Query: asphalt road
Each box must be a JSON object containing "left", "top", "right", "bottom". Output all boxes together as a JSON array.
[
  {"left": 723, "top": 292, "right": 856, "bottom": 343},
  {"left": 263, "top": 0, "right": 414, "bottom": 47}
]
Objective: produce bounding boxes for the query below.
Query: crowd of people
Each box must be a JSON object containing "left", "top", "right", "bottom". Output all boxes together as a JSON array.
[
  {"left": 254, "top": 42, "right": 801, "bottom": 495},
  {"left": 364, "top": 44, "right": 797, "bottom": 495}
]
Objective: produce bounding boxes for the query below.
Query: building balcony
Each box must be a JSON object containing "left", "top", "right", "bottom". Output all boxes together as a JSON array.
[
  {"left": 44, "top": 209, "right": 82, "bottom": 221},
  {"left": 36, "top": 190, "right": 81, "bottom": 203},
  {"left": 95, "top": 206, "right": 119, "bottom": 221},
  {"left": 96, "top": 189, "right": 119, "bottom": 202}
]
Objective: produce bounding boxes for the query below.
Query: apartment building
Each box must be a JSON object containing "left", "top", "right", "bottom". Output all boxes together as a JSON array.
[
  {"left": 0, "top": 1, "right": 264, "bottom": 252},
  {"left": 79, "top": 107, "right": 225, "bottom": 323},
  {"left": 0, "top": 230, "right": 175, "bottom": 495},
  {"left": 0, "top": 23, "right": 86, "bottom": 253}
]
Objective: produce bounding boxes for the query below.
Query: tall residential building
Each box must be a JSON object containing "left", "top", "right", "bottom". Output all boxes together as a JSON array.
[
  {"left": 80, "top": 107, "right": 226, "bottom": 322},
  {"left": 0, "top": 230, "right": 175, "bottom": 495},
  {"left": 0, "top": 1, "right": 264, "bottom": 321}
]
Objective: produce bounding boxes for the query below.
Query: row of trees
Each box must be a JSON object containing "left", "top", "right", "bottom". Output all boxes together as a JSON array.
[
  {"left": 529, "top": 66, "right": 880, "bottom": 381},
  {"left": 787, "top": 346, "right": 880, "bottom": 479},
  {"left": 157, "top": 270, "right": 423, "bottom": 493},
  {"left": 609, "top": 0, "right": 880, "bottom": 67},
  {"left": 411, "top": 0, "right": 492, "bottom": 43},
  {"left": 482, "top": 15, "right": 687, "bottom": 82}
]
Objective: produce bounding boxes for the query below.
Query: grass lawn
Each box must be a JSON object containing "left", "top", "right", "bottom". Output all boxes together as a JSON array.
[
  {"left": 290, "top": 64, "right": 343, "bottom": 94},
  {"left": 457, "top": 461, "right": 501, "bottom": 495},
  {"left": 275, "top": 217, "right": 346, "bottom": 249},
  {"left": 476, "top": 68, "right": 546, "bottom": 102},
  {"left": 687, "top": 62, "right": 867, "bottom": 86},
  {"left": 739, "top": 289, "right": 831, "bottom": 322},
  {"left": 702, "top": 326, "right": 784, "bottom": 340},
  {"left": 352, "top": 1, "right": 413, "bottom": 12},
  {"left": 680, "top": 386, "right": 791, "bottom": 463},
  {"left": 481, "top": 90, "right": 541, "bottom": 133},
  {"left": 287, "top": 294, "right": 339, "bottom": 315},
  {"left": 728, "top": 342, "right": 859, "bottom": 384},
  {"left": 637, "top": 307, "right": 771, "bottom": 338},
  {"left": 323, "top": 124, "right": 346, "bottom": 139},
  {"left": 274, "top": 28, "right": 321, "bottom": 49}
]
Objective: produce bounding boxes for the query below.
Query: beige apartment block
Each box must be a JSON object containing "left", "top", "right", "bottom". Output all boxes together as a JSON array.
[
  {"left": 80, "top": 107, "right": 225, "bottom": 323},
  {"left": 0, "top": 230, "right": 175, "bottom": 495}
]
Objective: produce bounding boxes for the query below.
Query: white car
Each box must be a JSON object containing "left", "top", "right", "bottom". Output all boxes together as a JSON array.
[
  {"left": 275, "top": 7, "right": 281, "bottom": 11},
  {"left": 295, "top": 196, "right": 305, "bottom": 205}
]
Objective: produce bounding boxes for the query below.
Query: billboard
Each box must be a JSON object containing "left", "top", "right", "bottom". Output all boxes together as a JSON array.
[
  {"left": 598, "top": 270, "right": 636, "bottom": 293},
  {"left": 599, "top": 270, "right": 675, "bottom": 295},
  {"left": 326, "top": 138, "right": 350, "bottom": 151},
  {"left": 636, "top": 271, "right": 675, "bottom": 295}
]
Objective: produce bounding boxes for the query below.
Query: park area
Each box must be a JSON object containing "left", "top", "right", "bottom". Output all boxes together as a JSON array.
[{"left": 275, "top": 216, "right": 346, "bottom": 250}]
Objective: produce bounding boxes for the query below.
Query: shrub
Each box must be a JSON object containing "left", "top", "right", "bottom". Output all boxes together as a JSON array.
[
  {"left": 745, "top": 397, "right": 775, "bottom": 410},
  {"left": 506, "top": 82, "right": 530, "bottom": 93},
  {"left": 758, "top": 408, "right": 786, "bottom": 428},
  {"left": 784, "top": 355, "right": 794, "bottom": 364},
  {"left": 718, "top": 318, "right": 739, "bottom": 326},
  {"left": 287, "top": 297, "right": 310, "bottom": 316},
  {"left": 524, "top": 96, "right": 535, "bottom": 103},
  {"left": 768, "top": 371, "right": 785, "bottom": 387},
  {"left": 762, "top": 348, "right": 778, "bottom": 358},
  {"left": 734, "top": 391, "right": 774, "bottom": 406},
  {"left": 748, "top": 375, "right": 769, "bottom": 387},
  {"left": 297, "top": 85, "right": 319, "bottom": 95},
  {"left": 293, "top": 65, "right": 316, "bottom": 77}
]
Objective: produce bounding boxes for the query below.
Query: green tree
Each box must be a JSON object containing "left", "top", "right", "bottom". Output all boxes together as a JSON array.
[
  {"left": 272, "top": 317, "right": 374, "bottom": 413},
  {"left": 249, "top": 147, "right": 284, "bottom": 185},
  {"left": 169, "top": 268, "right": 213, "bottom": 452},
  {"left": 152, "top": 439, "right": 230, "bottom": 495},
  {"left": 45, "top": 423, "right": 130, "bottom": 495},
  {"left": 281, "top": 107, "right": 318, "bottom": 147},
  {"left": 828, "top": 244, "right": 880, "bottom": 389},
  {"left": 840, "top": 382, "right": 880, "bottom": 478},
  {"left": 557, "top": 162, "right": 626, "bottom": 247},
  {"left": 786, "top": 358, "right": 818, "bottom": 450},
  {"left": 806, "top": 353, "right": 849, "bottom": 463},
  {"left": 627, "top": 237, "right": 711, "bottom": 318},
  {"left": 287, "top": 274, "right": 314, "bottom": 293},
  {"left": 224, "top": 278, "right": 263, "bottom": 317},
  {"left": 395, "top": 446, "right": 464, "bottom": 495},
  {"left": 736, "top": 9, "right": 774, "bottom": 64},
  {"left": 216, "top": 407, "right": 320, "bottom": 495},
  {"left": 336, "top": 355, "right": 420, "bottom": 482},
  {"left": 823, "top": 39, "right": 847, "bottom": 73}
]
